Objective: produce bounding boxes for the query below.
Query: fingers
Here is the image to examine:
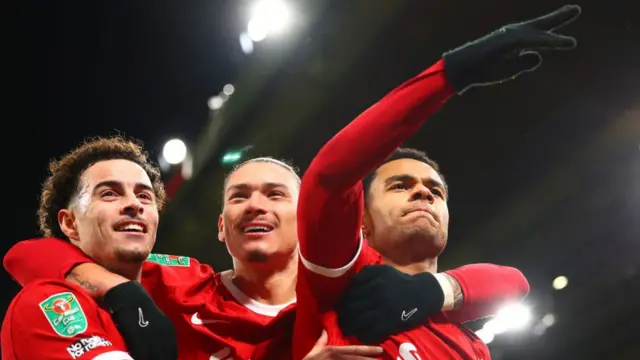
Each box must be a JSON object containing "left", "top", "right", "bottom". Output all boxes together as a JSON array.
[
  {"left": 522, "top": 5, "right": 582, "bottom": 32},
  {"left": 517, "top": 30, "right": 577, "bottom": 51},
  {"left": 515, "top": 51, "right": 543, "bottom": 73},
  {"left": 304, "top": 342, "right": 383, "bottom": 360},
  {"left": 324, "top": 344, "right": 384, "bottom": 357},
  {"left": 312, "top": 330, "right": 329, "bottom": 350}
]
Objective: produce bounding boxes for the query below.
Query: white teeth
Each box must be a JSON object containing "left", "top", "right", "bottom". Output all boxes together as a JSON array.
[
  {"left": 243, "top": 226, "right": 271, "bottom": 233},
  {"left": 119, "top": 224, "right": 144, "bottom": 232}
]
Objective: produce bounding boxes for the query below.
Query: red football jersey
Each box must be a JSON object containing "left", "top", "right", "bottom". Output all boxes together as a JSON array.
[
  {"left": 294, "top": 59, "right": 491, "bottom": 360},
  {"left": 295, "top": 239, "right": 491, "bottom": 360},
  {"left": 140, "top": 258, "right": 296, "bottom": 360},
  {"left": 4, "top": 240, "right": 296, "bottom": 360},
  {"left": 1, "top": 279, "right": 131, "bottom": 360}
]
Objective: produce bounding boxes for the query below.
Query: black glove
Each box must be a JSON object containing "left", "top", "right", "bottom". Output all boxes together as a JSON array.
[
  {"left": 336, "top": 265, "right": 445, "bottom": 344},
  {"left": 443, "top": 4, "right": 581, "bottom": 93},
  {"left": 103, "top": 281, "right": 178, "bottom": 360}
]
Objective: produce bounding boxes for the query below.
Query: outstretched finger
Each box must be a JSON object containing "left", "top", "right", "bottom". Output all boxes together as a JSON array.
[
  {"left": 521, "top": 5, "right": 581, "bottom": 32},
  {"left": 519, "top": 31, "right": 577, "bottom": 50}
]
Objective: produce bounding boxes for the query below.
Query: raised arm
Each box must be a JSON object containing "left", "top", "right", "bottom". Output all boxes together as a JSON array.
[{"left": 298, "top": 60, "right": 454, "bottom": 271}]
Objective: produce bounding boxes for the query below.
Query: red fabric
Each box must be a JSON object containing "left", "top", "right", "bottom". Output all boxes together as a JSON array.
[
  {"left": 3, "top": 238, "right": 92, "bottom": 286},
  {"left": 446, "top": 263, "right": 530, "bottom": 323},
  {"left": 298, "top": 59, "right": 455, "bottom": 270},
  {"left": 1, "top": 280, "right": 129, "bottom": 360},
  {"left": 4, "top": 239, "right": 295, "bottom": 359},
  {"left": 294, "top": 58, "right": 494, "bottom": 360}
]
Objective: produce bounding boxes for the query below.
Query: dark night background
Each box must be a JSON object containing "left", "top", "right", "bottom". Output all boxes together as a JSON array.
[{"left": 4, "top": 1, "right": 640, "bottom": 359}]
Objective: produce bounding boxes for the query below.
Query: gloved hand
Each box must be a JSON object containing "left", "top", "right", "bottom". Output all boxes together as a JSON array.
[
  {"left": 443, "top": 4, "right": 581, "bottom": 93},
  {"left": 103, "top": 281, "right": 178, "bottom": 360},
  {"left": 336, "top": 265, "right": 445, "bottom": 344}
]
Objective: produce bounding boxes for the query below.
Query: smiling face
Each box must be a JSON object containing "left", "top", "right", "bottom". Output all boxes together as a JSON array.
[
  {"left": 218, "top": 160, "right": 300, "bottom": 264},
  {"left": 58, "top": 159, "right": 160, "bottom": 268},
  {"left": 363, "top": 158, "right": 449, "bottom": 263}
]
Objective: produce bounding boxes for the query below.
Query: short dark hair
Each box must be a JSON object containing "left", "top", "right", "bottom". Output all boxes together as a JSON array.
[
  {"left": 222, "top": 157, "right": 301, "bottom": 200},
  {"left": 39, "top": 136, "right": 166, "bottom": 239},
  {"left": 362, "top": 148, "right": 447, "bottom": 203}
]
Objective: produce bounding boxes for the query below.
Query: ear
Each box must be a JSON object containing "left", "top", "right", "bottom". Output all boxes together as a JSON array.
[
  {"left": 58, "top": 209, "right": 79, "bottom": 241},
  {"left": 361, "top": 210, "right": 373, "bottom": 239},
  {"left": 217, "top": 214, "right": 225, "bottom": 243}
]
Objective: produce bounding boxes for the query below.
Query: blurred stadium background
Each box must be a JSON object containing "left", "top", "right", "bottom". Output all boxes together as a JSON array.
[{"left": 4, "top": 1, "right": 640, "bottom": 359}]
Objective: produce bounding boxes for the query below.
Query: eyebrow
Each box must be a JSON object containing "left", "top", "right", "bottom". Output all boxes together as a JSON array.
[
  {"left": 383, "top": 174, "right": 446, "bottom": 190},
  {"left": 92, "top": 180, "right": 154, "bottom": 194},
  {"left": 225, "top": 182, "right": 290, "bottom": 194}
]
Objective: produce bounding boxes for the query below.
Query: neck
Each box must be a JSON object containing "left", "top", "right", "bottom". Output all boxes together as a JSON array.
[
  {"left": 107, "top": 262, "right": 144, "bottom": 282},
  {"left": 383, "top": 256, "right": 438, "bottom": 275},
  {"left": 231, "top": 252, "right": 298, "bottom": 305}
]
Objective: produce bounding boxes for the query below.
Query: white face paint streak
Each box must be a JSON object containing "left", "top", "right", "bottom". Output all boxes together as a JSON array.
[{"left": 71, "top": 180, "right": 91, "bottom": 215}]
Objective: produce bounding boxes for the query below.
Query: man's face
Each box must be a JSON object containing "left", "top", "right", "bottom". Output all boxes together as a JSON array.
[
  {"left": 364, "top": 158, "right": 449, "bottom": 259},
  {"left": 219, "top": 162, "right": 299, "bottom": 263},
  {"left": 61, "top": 159, "right": 159, "bottom": 267}
]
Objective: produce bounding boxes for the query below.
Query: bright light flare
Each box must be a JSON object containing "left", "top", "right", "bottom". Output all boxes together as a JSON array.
[
  {"left": 495, "top": 303, "right": 532, "bottom": 331},
  {"left": 162, "top": 139, "right": 187, "bottom": 165},
  {"left": 247, "top": 0, "right": 290, "bottom": 42},
  {"left": 482, "top": 303, "right": 532, "bottom": 337},
  {"left": 239, "top": 32, "right": 254, "bottom": 54},
  {"left": 223, "top": 84, "right": 235, "bottom": 96},
  {"left": 552, "top": 275, "right": 568, "bottom": 290},
  {"left": 475, "top": 328, "right": 495, "bottom": 344},
  {"left": 207, "top": 96, "right": 224, "bottom": 110}
]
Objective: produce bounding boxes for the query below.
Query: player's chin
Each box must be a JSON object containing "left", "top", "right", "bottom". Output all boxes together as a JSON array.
[{"left": 114, "top": 245, "right": 150, "bottom": 263}]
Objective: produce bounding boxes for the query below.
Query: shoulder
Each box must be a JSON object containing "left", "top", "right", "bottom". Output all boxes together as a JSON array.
[
  {"left": 10, "top": 279, "right": 95, "bottom": 310},
  {"left": 6, "top": 280, "right": 97, "bottom": 337},
  {"left": 141, "top": 253, "right": 217, "bottom": 290}
]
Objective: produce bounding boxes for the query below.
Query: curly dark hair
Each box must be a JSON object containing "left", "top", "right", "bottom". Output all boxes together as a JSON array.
[
  {"left": 362, "top": 147, "right": 448, "bottom": 203},
  {"left": 38, "top": 136, "right": 166, "bottom": 239}
]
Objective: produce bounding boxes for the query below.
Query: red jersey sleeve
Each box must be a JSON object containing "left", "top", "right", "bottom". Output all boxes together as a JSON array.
[
  {"left": 140, "top": 253, "right": 217, "bottom": 306},
  {"left": 3, "top": 238, "right": 93, "bottom": 286},
  {"left": 445, "top": 264, "right": 530, "bottom": 323},
  {"left": 293, "top": 60, "right": 454, "bottom": 360},
  {"left": 1, "top": 280, "right": 132, "bottom": 360},
  {"left": 297, "top": 59, "right": 454, "bottom": 298},
  {"left": 3, "top": 238, "right": 217, "bottom": 313}
]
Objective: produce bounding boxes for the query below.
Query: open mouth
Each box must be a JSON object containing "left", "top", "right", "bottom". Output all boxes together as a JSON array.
[
  {"left": 113, "top": 221, "right": 148, "bottom": 234},
  {"left": 241, "top": 223, "right": 274, "bottom": 234}
]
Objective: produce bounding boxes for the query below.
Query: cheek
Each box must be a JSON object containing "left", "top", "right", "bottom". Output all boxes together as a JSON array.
[
  {"left": 146, "top": 209, "right": 160, "bottom": 226},
  {"left": 438, "top": 203, "right": 450, "bottom": 226}
]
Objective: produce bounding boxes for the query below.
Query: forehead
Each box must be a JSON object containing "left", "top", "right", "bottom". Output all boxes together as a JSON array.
[
  {"left": 80, "top": 159, "right": 152, "bottom": 188},
  {"left": 226, "top": 162, "right": 298, "bottom": 190},
  {"left": 374, "top": 158, "right": 443, "bottom": 185}
]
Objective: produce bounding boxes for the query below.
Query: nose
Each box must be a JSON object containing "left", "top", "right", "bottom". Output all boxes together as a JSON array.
[
  {"left": 243, "top": 193, "right": 268, "bottom": 216},
  {"left": 410, "top": 185, "right": 435, "bottom": 203},
  {"left": 121, "top": 195, "right": 144, "bottom": 217}
]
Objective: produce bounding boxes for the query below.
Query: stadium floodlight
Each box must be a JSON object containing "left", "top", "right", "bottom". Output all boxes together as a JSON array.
[
  {"left": 239, "top": 31, "right": 254, "bottom": 54},
  {"left": 483, "top": 303, "right": 532, "bottom": 335},
  {"left": 222, "top": 151, "right": 243, "bottom": 164},
  {"left": 162, "top": 139, "right": 188, "bottom": 165},
  {"left": 208, "top": 96, "right": 225, "bottom": 110},
  {"left": 223, "top": 84, "right": 235, "bottom": 96},
  {"left": 247, "top": 0, "right": 290, "bottom": 42},
  {"left": 475, "top": 328, "right": 495, "bottom": 344},
  {"left": 552, "top": 275, "right": 568, "bottom": 290}
]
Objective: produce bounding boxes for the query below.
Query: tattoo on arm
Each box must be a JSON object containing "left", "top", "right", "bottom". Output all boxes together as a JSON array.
[
  {"left": 68, "top": 271, "right": 100, "bottom": 295},
  {"left": 443, "top": 273, "right": 464, "bottom": 310}
]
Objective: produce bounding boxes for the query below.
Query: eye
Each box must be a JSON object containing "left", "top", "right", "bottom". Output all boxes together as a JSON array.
[
  {"left": 138, "top": 192, "right": 153, "bottom": 201},
  {"left": 229, "top": 193, "right": 247, "bottom": 200},
  {"left": 269, "top": 191, "right": 285, "bottom": 198},
  {"left": 431, "top": 188, "right": 445, "bottom": 199},
  {"left": 100, "top": 190, "right": 118, "bottom": 198},
  {"left": 389, "top": 183, "right": 408, "bottom": 191}
]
